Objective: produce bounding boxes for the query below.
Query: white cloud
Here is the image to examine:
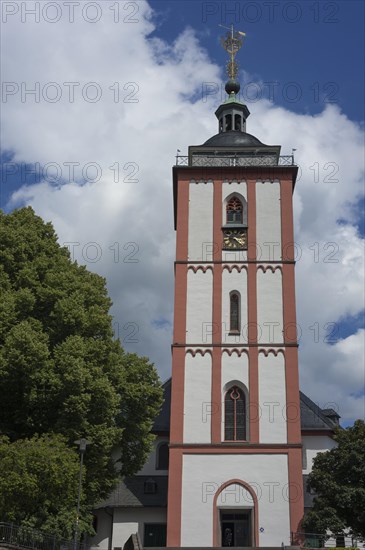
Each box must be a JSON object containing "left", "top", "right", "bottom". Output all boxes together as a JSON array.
[{"left": 2, "top": 1, "right": 364, "bottom": 423}]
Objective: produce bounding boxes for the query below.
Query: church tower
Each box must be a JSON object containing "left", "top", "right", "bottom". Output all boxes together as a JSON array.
[{"left": 167, "top": 28, "right": 304, "bottom": 548}]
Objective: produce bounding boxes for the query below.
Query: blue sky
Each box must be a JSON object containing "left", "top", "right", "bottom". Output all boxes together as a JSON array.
[
  {"left": 148, "top": 0, "right": 365, "bottom": 121},
  {"left": 2, "top": 0, "right": 364, "bottom": 205},
  {"left": 1, "top": 0, "right": 364, "bottom": 423}
]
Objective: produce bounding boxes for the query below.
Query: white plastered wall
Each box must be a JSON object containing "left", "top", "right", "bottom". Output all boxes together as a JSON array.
[
  {"left": 112, "top": 508, "right": 167, "bottom": 549},
  {"left": 186, "top": 268, "right": 213, "bottom": 344},
  {"left": 222, "top": 249, "right": 248, "bottom": 262},
  {"left": 90, "top": 509, "right": 112, "bottom": 550},
  {"left": 221, "top": 351, "right": 249, "bottom": 441},
  {"left": 302, "top": 435, "right": 337, "bottom": 474},
  {"left": 222, "top": 180, "right": 248, "bottom": 262},
  {"left": 257, "top": 268, "right": 283, "bottom": 344},
  {"left": 222, "top": 268, "right": 248, "bottom": 343},
  {"left": 256, "top": 180, "right": 282, "bottom": 261},
  {"left": 258, "top": 352, "right": 287, "bottom": 444},
  {"left": 181, "top": 454, "right": 290, "bottom": 547},
  {"left": 188, "top": 179, "right": 214, "bottom": 261},
  {"left": 183, "top": 352, "right": 212, "bottom": 443}
]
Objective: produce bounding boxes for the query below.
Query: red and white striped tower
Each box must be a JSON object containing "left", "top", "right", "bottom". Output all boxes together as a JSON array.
[{"left": 167, "top": 28, "right": 303, "bottom": 548}]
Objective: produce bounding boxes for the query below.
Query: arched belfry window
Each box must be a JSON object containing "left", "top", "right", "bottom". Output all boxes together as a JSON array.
[
  {"left": 225, "top": 386, "right": 246, "bottom": 441},
  {"left": 226, "top": 196, "right": 243, "bottom": 224},
  {"left": 222, "top": 196, "right": 248, "bottom": 250},
  {"left": 230, "top": 291, "right": 240, "bottom": 333},
  {"left": 225, "top": 114, "right": 232, "bottom": 131}
]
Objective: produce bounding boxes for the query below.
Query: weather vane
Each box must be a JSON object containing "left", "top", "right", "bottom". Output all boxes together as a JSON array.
[{"left": 219, "top": 24, "right": 246, "bottom": 81}]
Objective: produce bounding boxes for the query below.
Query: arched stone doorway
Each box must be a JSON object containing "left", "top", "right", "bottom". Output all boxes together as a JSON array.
[{"left": 213, "top": 480, "right": 259, "bottom": 547}]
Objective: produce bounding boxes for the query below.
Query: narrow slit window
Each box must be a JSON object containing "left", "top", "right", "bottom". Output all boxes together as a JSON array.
[{"left": 230, "top": 292, "right": 240, "bottom": 332}]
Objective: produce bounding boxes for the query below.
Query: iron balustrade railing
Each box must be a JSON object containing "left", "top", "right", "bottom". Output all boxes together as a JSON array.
[
  {"left": 175, "top": 155, "right": 295, "bottom": 167},
  {"left": 0, "top": 522, "right": 89, "bottom": 550},
  {"left": 291, "top": 531, "right": 364, "bottom": 548}
]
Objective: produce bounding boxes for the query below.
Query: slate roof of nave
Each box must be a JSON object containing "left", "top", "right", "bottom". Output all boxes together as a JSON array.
[{"left": 97, "top": 475, "right": 168, "bottom": 509}]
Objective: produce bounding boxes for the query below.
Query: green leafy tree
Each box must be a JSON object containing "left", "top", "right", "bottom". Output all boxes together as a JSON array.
[
  {"left": 302, "top": 420, "right": 365, "bottom": 539},
  {"left": 0, "top": 207, "right": 163, "bottom": 534},
  {"left": 0, "top": 434, "right": 88, "bottom": 539}
]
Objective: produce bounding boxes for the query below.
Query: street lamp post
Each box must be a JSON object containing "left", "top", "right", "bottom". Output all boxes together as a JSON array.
[{"left": 74, "top": 438, "right": 91, "bottom": 550}]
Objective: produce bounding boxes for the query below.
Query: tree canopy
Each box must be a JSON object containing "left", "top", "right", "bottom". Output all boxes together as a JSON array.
[
  {"left": 0, "top": 434, "right": 85, "bottom": 539},
  {"left": 0, "top": 207, "right": 163, "bottom": 535},
  {"left": 302, "top": 420, "right": 365, "bottom": 539}
]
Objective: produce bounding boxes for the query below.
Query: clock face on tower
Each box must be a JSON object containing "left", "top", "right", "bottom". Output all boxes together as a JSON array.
[{"left": 222, "top": 228, "right": 247, "bottom": 250}]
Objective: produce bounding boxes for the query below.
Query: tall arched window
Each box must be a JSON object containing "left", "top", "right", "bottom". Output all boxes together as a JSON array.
[
  {"left": 225, "top": 386, "right": 246, "bottom": 441},
  {"left": 156, "top": 442, "right": 169, "bottom": 470},
  {"left": 226, "top": 196, "right": 243, "bottom": 224},
  {"left": 230, "top": 291, "right": 240, "bottom": 333}
]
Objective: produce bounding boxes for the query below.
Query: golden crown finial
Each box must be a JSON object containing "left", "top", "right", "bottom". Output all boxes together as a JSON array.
[{"left": 219, "top": 24, "right": 246, "bottom": 80}]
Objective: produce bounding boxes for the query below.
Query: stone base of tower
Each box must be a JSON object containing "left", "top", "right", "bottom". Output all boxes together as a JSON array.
[
  {"left": 167, "top": 448, "right": 303, "bottom": 548},
  {"left": 154, "top": 547, "right": 300, "bottom": 550}
]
